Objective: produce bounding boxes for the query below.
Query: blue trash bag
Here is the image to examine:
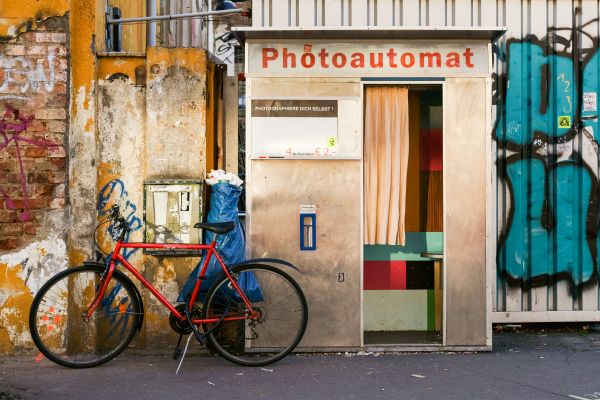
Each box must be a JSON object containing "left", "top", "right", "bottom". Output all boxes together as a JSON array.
[{"left": 177, "top": 182, "right": 263, "bottom": 303}]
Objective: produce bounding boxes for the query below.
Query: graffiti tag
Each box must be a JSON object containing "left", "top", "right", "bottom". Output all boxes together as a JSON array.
[
  {"left": 495, "top": 18, "right": 600, "bottom": 288},
  {"left": 0, "top": 104, "right": 58, "bottom": 222},
  {"left": 0, "top": 54, "right": 58, "bottom": 100},
  {"left": 97, "top": 179, "right": 142, "bottom": 260}
]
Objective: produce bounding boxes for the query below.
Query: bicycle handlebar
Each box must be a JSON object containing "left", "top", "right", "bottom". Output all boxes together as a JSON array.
[{"left": 109, "top": 204, "right": 131, "bottom": 241}]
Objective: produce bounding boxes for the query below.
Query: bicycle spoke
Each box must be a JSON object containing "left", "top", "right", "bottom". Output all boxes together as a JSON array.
[
  {"left": 203, "top": 265, "right": 307, "bottom": 366},
  {"left": 29, "top": 266, "right": 142, "bottom": 368}
]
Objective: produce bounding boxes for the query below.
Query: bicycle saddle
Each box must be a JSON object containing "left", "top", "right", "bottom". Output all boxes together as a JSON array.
[{"left": 194, "top": 221, "right": 235, "bottom": 234}]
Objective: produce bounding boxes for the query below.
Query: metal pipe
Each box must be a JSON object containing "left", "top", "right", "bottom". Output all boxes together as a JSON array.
[
  {"left": 208, "top": 0, "right": 214, "bottom": 60},
  {"left": 107, "top": 8, "right": 242, "bottom": 25},
  {"left": 146, "top": 0, "right": 157, "bottom": 46}
]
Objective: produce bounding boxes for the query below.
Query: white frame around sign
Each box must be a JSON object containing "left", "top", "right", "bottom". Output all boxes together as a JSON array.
[{"left": 247, "top": 95, "right": 363, "bottom": 160}]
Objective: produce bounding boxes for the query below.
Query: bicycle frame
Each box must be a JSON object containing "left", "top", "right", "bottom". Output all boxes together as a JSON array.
[{"left": 84, "top": 239, "right": 258, "bottom": 325}]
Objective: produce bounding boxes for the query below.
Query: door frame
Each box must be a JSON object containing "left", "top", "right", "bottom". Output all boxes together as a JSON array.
[{"left": 360, "top": 80, "right": 446, "bottom": 347}]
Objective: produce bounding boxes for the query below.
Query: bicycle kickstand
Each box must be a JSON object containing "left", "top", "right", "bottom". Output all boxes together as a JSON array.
[
  {"left": 173, "top": 333, "right": 184, "bottom": 360},
  {"left": 175, "top": 334, "right": 194, "bottom": 375}
]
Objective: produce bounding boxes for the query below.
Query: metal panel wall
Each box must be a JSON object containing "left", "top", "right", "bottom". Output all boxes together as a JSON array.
[
  {"left": 444, "top": 78, "right": 489, "bottom": 345},
  {"left": 255, "top": 0, "right": 600, "bottom": 320},
  {"left": 247, "top": 77, "right": 363, "bottom": 349}
]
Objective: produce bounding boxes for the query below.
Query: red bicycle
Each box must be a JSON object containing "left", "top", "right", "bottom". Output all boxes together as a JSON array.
[{"left": 29, "top": 205, "right": 308, "bottom": 368}]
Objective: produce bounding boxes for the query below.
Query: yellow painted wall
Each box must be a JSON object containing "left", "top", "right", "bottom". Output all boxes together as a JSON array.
[
  {"left": 0, "top": 0, "right": 68, "bottom": 39},
  {"left": 108, "top": 0, "right": 146, "bottom": 53}
]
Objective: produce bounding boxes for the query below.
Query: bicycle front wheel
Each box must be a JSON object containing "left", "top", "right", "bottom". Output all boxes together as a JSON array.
[
  {"left": 203, "top": 264, "right": 308, "bottom": 366},
  {"left": 29, "top": 265, "right": 142, "bottom": 368}
]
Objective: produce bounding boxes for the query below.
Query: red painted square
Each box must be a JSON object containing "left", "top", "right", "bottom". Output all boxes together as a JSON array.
[
  {"left": 420, "top": 129, "right": 443, "bottom": 171},
  {"left": 389, "top": 261, "right": 407, "bottom": 290},
  {"left": 364, "top": 261, "right": 406, "bottom": 290}
]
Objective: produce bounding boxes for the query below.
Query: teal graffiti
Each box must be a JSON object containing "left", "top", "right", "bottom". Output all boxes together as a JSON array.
[
  {"left": 498, "top": 157, "right": 596, "bottom": 286},
  {"left": 496, "top": 40, "right": 576, "bottom": 144},
  {"left": 496, "top": 23, "right": 600, "bottom": 288},
  {"left": 496, "top": 35, "right": 599, "bottom": 146}
]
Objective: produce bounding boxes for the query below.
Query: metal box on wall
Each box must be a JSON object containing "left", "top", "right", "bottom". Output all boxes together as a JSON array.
[{"left": 143, "top": 180, "right": 203, "bottom": 255}]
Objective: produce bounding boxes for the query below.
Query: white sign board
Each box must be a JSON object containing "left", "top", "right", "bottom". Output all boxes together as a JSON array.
[
  {"left": 252, "top": 99, "right": 348, "bottom": 158},
  {"left": 248, "top": 41, "right": 490, "bottom": 76}
]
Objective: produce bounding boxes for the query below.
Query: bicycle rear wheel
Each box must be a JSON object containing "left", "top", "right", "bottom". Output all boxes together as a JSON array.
[
  {"left": 203, "top": 264, "right": 308, "bottom": 366},
  {"left": 29, "top": 265, "right": 142, "bottom": 368}
]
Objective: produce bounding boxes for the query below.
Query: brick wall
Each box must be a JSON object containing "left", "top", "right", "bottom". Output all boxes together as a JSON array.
[{"left": 0, "top": 16, "right": 68, "bottom": 251}]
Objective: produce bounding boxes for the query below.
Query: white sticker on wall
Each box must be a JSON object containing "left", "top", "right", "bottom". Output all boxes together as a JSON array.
[{"left": 584, "top": 92, "right": 597, "bottom": 112}]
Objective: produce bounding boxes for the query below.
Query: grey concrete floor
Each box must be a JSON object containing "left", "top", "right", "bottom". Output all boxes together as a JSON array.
[{"left": 2, "top": 332, "right": 600, "bottom": 400}]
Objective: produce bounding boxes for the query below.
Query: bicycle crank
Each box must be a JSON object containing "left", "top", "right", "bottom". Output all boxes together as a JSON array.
[{"left": 169, "top": 304, "right": 202, "bottom": 335}]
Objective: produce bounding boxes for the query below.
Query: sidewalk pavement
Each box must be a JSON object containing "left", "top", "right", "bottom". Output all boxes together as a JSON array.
[{"left": 2, "top": 332, "right": 600, "bottom": 400}]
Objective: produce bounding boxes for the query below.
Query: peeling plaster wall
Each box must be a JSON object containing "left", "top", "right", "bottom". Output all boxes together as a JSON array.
[
  {"left": 93, "top": 50, "right": 210, "bottom": 350},
  {"left": 143, "top": 48, "right": 208, "bottom": 348},
  {"left": 0, "top": 237, "right": 67, "bottom": 353},
  {"left": 0, "top": 10, "right": 69, "bottom": 354},
  {"left": 68, "top": 0, "right": 96, "bottom": 267},
  {"left": 95, "top": 58, "right": 147, "bottom": 347},
  {"left": 146, "top": 48, "right": 207, "bottom": 179},
  {"left": 1, "top": 0, "right": 214, "bottom": 354}
]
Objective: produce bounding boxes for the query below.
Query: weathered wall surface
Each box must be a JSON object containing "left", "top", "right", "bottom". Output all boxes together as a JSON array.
[
  {"left": 0, "top": 0, "right": 68, "bottom": 40},
  {"left": 0, "top": 14, "right": 69, "bottom": 353},
  {"left": 143, "top": 47, "right": 207, "bottom": 348},
  {"left": 1, "top": 0, "right": 213, "bottom": 354},
  {"left": 93, "top": 49, "right": 209, "bottom": 350}
]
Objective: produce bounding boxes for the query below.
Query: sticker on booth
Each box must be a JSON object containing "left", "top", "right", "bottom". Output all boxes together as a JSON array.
[
  {"left": 558, "top": 116, "right": 571, "bottom": 129},
  {"left": 584, "top": 92, "right": 597, "bottom": 112}
]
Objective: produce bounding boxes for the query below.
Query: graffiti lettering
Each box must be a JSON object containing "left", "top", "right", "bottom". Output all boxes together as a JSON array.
[
  {"left": 214, "top": 30, "right": 237, "bottom": 66},
  {"left": 495, "top": 19, "right": 600, "bottom": 288},
  {"left": 0, "top": 54, "right": 57, "bottom": 100}
]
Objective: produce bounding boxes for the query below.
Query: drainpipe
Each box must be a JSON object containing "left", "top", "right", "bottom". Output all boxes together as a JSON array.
[
  {"left": 147, "top": 0, "right": 157, "bottom": 47},
  {"left": 208, "top": 0, "right": 214, "bottom": 57}
]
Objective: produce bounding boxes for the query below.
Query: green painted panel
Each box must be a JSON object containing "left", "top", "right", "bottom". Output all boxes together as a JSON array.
[
  {"left": 427, "top": 289, "right": 435, "bottom": 331},
  {"left": 364, "top": 232, "right": 443, "bottom": 261},
  {"left": 363, "top": 290, "right": 429, "bottom": 331}
]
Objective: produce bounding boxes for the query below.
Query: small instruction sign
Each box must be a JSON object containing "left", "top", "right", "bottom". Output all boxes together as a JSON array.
[
  {"left": 299, "top": 204, "right": 316, "bottom": 214},
  {"left": 558, "top": 115, "right": 571, "bottom": 128}
]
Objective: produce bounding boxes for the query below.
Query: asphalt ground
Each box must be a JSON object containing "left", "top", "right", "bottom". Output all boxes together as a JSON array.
[{"left": 2, "top": 332, "right": 600, "bottom": 400}]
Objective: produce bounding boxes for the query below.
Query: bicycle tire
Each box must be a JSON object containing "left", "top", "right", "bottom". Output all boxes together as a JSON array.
[
  {"left": 29, "top": 265, "right": 142, "bottom": 368},
  {"left": 202, "top": 264, "right": 308, "bottom": 366}
]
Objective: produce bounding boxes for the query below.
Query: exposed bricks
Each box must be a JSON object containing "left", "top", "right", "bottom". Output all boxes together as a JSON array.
[
  {"left": 34, "top": 32, "right": 67, "bottom": 43},
  {"left": 0, "top": 224, "right": 23, "bottom": 235},
  {"left": 24, "top": 147, "right": 47, "bottom": 158},
  {"left": 0, "top": 238, "right": 21, "bottom": 251},
  {"left": 0, "top": 16, "right": 68, "bottom": 251},
  {"left": 23, "top": 223, "right": 36, "bottom": 235},
  {"left": 34, "top": 108, "right": 67, "bottom": 120},
  {"left": 0, "top": 210, "right": 17, "bottom": 223},
  {"left": 49, "top": 198, "right": 65, "bottom": 209}
]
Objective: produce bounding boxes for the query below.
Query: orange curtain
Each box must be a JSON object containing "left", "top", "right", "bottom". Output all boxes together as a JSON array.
[{"left": 364, "top": 86, "right": 410, "bottom": 245}]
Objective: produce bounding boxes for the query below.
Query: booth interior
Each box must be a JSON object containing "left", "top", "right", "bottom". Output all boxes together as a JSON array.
[{"left": 363, "top": 85, "right": 444, "bottom": 345}]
